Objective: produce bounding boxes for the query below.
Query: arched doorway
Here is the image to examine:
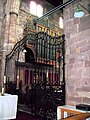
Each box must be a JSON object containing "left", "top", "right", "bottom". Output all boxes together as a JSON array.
[{"left": 25, "top": 47, "right": 35, "bottom": 63}]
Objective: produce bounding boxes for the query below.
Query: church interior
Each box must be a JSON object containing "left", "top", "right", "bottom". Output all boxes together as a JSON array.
[{"left": 0, "top": 0, "right": 90, "bottom": 120}]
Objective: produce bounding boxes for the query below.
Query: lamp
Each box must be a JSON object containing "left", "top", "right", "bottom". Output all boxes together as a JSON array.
[
  {"left": 74, "top": 3, "right": 90, "bottom": 18},
  {"left": 22, "top": 47, "right": 27, "bottom": 53},
  {"left": 74, "top": 5, "right": 84, "bottom": 18},
  {"left": 23, "top": 49, "right": 27, "bottom": 53}
]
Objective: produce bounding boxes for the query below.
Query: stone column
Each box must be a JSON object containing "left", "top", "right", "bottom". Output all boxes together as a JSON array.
[
  {"left": 8, "top": 0, "right": 20, "bottom": 46},
  {"left": 0, "top": 0, "right": 4, "bottom": 88},
  {"left": 1, "top": 0, "right": 20, "bottom": 87}
]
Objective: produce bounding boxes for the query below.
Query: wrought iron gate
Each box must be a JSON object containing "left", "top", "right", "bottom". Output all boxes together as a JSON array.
[
  {"left": 5, "top": 31, "right": 65, "bottom": 120},
  {"left": 31, "top": 32, "right": 65, "bottom": 119}
]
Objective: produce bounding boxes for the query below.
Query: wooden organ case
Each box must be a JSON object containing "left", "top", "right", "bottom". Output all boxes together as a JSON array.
[{"left": 5, "top": 30, "right": 65, "bottom": 119}]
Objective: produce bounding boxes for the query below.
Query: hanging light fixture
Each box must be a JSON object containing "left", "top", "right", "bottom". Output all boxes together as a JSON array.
[
  {"left": 74, "top": 5, "right": 84, "bottom": 18},
  {"left": 74, "top": 3, "right": 90, "bottom": 18}
]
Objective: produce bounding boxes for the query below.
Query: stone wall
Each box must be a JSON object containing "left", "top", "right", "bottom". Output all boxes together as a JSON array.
[
  {"left": 64, "top": 0, "right": 90, "bottom": 105},
  {"left": 17, "top": 0, "right": 63, "bottom": 40}
]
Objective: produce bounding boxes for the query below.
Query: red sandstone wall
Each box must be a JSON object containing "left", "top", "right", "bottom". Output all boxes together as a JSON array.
[{"left": 64, "top": 0, "right": 90, "bottom": 105}]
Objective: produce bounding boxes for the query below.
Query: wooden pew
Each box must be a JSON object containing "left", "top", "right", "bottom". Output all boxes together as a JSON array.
[{"left": 61, "top": 113, "right": 90, "bottom": 120}]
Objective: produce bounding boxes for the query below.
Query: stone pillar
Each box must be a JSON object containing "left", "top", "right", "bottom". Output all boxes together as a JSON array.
[
  {"left": 8, "top": 0, "right": 20, "bottom": 46},
  {"left": 0, "top": 0, "right": 4, "bottom": 88},
  {"left": 64, "top": 0, "right": 90, "bottom": 105},
  {"left": 1, "top": 0, "right": 20, "bottom": 87}
]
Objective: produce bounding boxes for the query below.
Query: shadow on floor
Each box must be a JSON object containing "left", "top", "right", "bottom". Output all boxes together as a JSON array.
[
  {"left": 12, "top": 110, "right": 42, "bottom": 120},
  {"left": 11, "top": 104, "right": 43, "bottom": 120}
]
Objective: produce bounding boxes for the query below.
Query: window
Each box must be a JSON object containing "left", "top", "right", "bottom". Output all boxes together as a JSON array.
[
  {"left": 59, "top": 17, "right": 63, "bottom": 29},
  {"left": 30, "top": 1, "right": 43, "bottom": 17},
  {"left": 30, "top": 1, "right": 37, "bottom": 16},
  {"left": 37, "top": 5, "right": 43, "bottom": 17}
]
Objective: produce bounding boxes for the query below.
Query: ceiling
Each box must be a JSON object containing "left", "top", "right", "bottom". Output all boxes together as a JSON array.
[{"left": 46, "top": 0, "right": 63, "bottom": 7}]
